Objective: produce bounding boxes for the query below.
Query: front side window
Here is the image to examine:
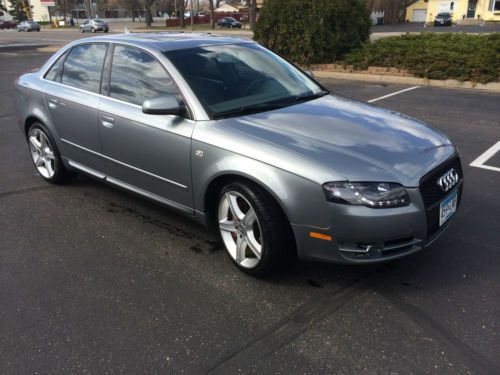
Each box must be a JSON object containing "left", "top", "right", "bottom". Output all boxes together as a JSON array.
[
  {"left": 164, "top": 43, "right": 325, "bottom": 119},
  {"left": 109, "top": 45, "right": 179, "bottom": 106},
  {"left": 61, "top": 43, "right": 108, "bottom": 93}
]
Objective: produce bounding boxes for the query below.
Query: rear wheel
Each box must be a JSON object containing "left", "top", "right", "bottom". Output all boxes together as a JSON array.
[
  {"left": 28, "top": 123, "right": 73, "bottom": 184},
  {"left": 80, "top": 27, "right": 84, "bottom": 33},
  {"left": 217, "top": 181, "right": 294, "bottom": 276},
  {"left": 91, "top": 27, "right": 96, "bottom": 33}
]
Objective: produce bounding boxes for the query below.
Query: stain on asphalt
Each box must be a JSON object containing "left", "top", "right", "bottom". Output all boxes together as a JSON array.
[
  {"left": 0, "top": 185, "right": 53, "bottom": 199},
  {"left": 104, "top": 201, "right": 222, "bottom": 253}
]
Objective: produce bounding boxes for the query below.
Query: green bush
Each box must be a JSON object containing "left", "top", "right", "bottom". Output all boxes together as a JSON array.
[
  {"left": 254, "top": 0, "right": 371, "bottom": 65},
  {"left": 342, "top": 33, "right": 500, "bottom": 84}
]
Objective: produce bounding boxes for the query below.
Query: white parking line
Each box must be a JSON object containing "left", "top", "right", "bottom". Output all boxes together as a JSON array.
[
  {"left": 470, "top": 141, "right": 500, "bottom": 172},
  {"left": 368, "top": 86, "right": 421, "bottom": 103}
]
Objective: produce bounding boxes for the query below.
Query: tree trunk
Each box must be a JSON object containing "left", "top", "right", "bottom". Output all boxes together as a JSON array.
[
  {"left": 179, "top": 0, "right": 185, "bottom": 28},
  {"left": 209, "top": 0, "right": 214, "bottom": 29},
  {"left": 190, "top": 0, "right": 194, "bottom": 29},
  {"left": 144, "top": 0, "right": 152, "bottom": 27},
  {"left": 249, "top": 0, "right": 256, "bottom": 30}
]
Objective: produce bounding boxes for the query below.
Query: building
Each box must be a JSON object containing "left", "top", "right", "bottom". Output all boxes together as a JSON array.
[
  {"left": 406, "top": 0, "right": 428, "bottom": 22},
  {"left": 406, "top": 0, "right": 500, "bottom": 23}
]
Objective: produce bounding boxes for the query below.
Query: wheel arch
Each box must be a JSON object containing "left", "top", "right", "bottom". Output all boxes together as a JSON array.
[{"left": 203, "top": 172, "right": 292, "bottom": 227}]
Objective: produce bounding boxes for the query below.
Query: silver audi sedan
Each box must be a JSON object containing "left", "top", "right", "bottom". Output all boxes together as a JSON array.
[{"left": 14, "top": 33, "right": 463, "bottom": 276}]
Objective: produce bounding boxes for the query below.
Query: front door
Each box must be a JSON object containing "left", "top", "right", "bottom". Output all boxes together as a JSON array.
[
  {"left": 98, "top": 45, "right": 195, "bottom": 211},
  {"left": 467, "top": 0, "right": 477, "bottom": 18},
  {"left": 45, "top": 43, "right": 109, "bottom": 173}
]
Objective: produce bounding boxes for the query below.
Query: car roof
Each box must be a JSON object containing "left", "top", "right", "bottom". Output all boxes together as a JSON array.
[{"left": 77, "top": 32, "right": 255, "bottom": 52}]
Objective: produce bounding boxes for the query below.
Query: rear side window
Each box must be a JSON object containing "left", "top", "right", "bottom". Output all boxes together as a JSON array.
[
  {"left": 61, "top": 43, "right": 108, "bottom": 93},
  {"left": 44, "top": 50, "right": 69, "bottom": 82},
  {"left": 109, "top": 45, "right": 179, "bottom": 106}
]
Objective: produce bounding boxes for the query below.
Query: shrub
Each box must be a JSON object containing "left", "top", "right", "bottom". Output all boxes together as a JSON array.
[
  {"left": 254, "top": 0, "right": 371, "bottom": 65},
  {"left": 342, "top": 33, "right": 500, "bottom": 84}
]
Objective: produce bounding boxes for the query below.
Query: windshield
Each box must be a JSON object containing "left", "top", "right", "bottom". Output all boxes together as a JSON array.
[
  {"left": 164, "top": 43, "right": 326, "bottom": 119},
  {"left": 437, "top": 13, "right": 450, "bottom": 17}
]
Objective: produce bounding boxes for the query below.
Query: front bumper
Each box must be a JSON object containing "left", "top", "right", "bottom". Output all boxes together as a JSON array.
[{"left": 292, "top": 181, "right": 462, "bottom": 264}]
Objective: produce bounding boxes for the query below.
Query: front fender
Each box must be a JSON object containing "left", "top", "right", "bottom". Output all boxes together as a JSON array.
[{"left": 191, "top": 139, "right": 332, "bottom": 229}]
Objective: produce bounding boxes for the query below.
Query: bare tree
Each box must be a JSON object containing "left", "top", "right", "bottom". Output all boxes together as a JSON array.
[
  {"left": 55, "top": 0, "right": 77, "bottom": 21},
  {"left": 208, "top": 0, "right": 214, "bottom": 29},
  {"left": 142, "top": 0, "right": 154, "bottom": 26},
  {"left": 248, "top": 0, "right": 256, "bottom": 30}
]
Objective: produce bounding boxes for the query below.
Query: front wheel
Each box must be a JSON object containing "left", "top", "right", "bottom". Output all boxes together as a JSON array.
[
  {"left": 217, "top": 181, "right": 294, "bottom": 276},
  {"left": 80, "top": 27, "right": 84, "bottom": 33},
  {"left": 28, "top": 123, "right": 73, "bottom": 184},
  {"left": 91, "top": 27, "right": 96, "bottom": 33}
]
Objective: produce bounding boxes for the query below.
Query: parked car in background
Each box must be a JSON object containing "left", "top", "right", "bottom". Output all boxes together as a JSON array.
[
  {"left": 80, "top": 19, "right": 109, "bottom": 33},
  {"left": 434, "top": 13, "right": 452, "bottom": 26},
  {"left": 217, "top": 17, "right": 242, "bottom": 28},
  {"left": 13, "top": 33, "right": 463, "bottom": 276},
  {"left": 0, "top": 20, "right": 17, "bottom": 29},
  {"left": 17, "top": 21, "right": 41, "bottom": 32}
]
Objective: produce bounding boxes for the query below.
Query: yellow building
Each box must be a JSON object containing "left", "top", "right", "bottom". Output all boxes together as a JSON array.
[
  {"left": 406, "top": 0, "right": 500, "bottom": 23},
  {"left": 406, "top": 0, "right": 429, "bottom": 22}
]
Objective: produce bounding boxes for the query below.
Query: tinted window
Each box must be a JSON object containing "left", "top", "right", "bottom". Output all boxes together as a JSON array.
[
  {"left": 110, "top": 45, "right": 178, "bottom": 106},
  {"left": 44, "top": 50, "right": 68, "bottom": 82},
  {"left": 61, "top": 43, "right": 108, "bottom": 93}
]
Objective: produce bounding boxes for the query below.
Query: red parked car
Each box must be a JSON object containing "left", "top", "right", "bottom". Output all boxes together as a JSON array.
[{"left": 0, "top": 20, "right": 17, "bottom": 29}]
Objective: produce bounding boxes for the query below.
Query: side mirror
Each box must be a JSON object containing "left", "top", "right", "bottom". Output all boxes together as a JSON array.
[
  {"left": 142, "top": 95, "right": 184, "bottom": 116},
  {"left": 305, "top": 70, "right": 315, "bottom": 79}
]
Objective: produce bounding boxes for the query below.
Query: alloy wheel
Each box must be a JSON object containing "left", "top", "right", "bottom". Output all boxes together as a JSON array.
[
  {"left": 28, "top": 128, "right": 56, "bottom": 179},
  {"left": 218, "top": 191, "right": 263, "bottom": 269}
]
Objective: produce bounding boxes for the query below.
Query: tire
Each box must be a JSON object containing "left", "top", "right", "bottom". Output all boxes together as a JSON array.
[
  {"left": 80, "top": 27, "right": 84, "bottom": 33},
  {"left": 27, "top": 122, "right": 73, "bottom": 184},
  {"left": 36, "top": 29, "right": 40, "bottom": 32},
  {"left": 91, "top": 27, "right": 96, "bottom": 33},
  {"left": 217, "top": 181, "right": 294, "bottom": 276},
  {"left": 104, "top": 29, "right": 108, "bottom": 33}
]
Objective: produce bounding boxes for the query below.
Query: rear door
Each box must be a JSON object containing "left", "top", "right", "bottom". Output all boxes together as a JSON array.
[
  {"left": 98, "top": 44, "right": 195, "bottom": 211},
  {"left": 43, "top": 43, "right": 109, "bottom": 174}
]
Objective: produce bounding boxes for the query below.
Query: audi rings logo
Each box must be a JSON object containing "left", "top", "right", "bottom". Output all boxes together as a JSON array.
[{"left": 437, "top": 168, "right": 459, "bottom": 192}]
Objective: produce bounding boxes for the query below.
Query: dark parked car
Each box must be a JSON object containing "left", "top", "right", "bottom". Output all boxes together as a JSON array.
[
  {"left": 0, "top": 20, "right": 17, "bottom": 29},
  {"left": 17, "top": 20, "right": 41, "bottom": 32},
  {"left": 434, "top": 13, "right": 452, "bottom": 26},
  {"left": 217, "top": 17, "right": 242, "bottom": 28}
]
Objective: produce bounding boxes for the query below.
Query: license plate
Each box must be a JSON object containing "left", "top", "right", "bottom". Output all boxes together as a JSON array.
[{"left": 439, "top": 190, "right": 458, "bottom": 226}]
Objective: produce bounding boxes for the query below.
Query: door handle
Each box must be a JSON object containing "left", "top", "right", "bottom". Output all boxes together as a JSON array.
[
  {"left": 101, "top": 115, "right": 115, "bottom": 128},
  {"left": 47, "top": 98, "right": 58, "bottom": 109}
]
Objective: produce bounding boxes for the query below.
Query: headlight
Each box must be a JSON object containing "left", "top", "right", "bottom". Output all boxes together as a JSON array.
[{"left": 323, "top": 182, "right": 410, "bottom": 208}]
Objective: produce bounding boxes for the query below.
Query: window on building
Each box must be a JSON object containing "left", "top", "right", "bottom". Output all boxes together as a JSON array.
[{"left": 494, "top": 0, "right": 500, "bottom": 11}]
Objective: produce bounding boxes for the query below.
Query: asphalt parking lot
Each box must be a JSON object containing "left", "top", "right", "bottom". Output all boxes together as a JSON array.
[{"left": 0, "top": 47, "right": 499, "bottom": 374}]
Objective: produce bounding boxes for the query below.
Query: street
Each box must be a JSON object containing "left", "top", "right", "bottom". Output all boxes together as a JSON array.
[{"left": 0, "top": 36, "right": 499, "bottom": 374}]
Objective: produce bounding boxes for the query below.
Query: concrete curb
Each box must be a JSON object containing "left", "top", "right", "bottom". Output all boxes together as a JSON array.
[{"left": 312, "top": 71, "right": 500, "bottom": 93}]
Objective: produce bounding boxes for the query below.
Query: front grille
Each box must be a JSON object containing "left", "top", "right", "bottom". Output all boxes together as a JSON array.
[
  {"left": 420, "top": 156, "right": 463, "bottom": 208},
  {"left": 420, "top": 155, "right": 463, "bottom": 238}
]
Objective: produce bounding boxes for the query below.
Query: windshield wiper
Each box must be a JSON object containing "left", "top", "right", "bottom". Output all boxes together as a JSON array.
[
  {"left": 213, "top": 102, "right": 288, "bottom": 119},
  {"left": 212, "top": 91, "right": 329, "bottom": 120},
  {"left": 279, "top": 90, "right": 329, "bottom": 106}
]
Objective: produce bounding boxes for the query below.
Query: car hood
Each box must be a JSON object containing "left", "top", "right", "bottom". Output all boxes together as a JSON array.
[{"left": 198, "top": 95, "right": 456, "bottom": 187}]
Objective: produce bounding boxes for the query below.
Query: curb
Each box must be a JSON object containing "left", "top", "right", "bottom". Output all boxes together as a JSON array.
[{"left": 312, "top": 71, "right": 500, "bottom": 93}]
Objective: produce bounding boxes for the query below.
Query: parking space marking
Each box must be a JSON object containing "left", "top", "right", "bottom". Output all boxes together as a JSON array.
[
  {"left": 367, "top": 86, "right": 421, "bottom": 103},
  {"left": 470, "top": 141, "right": 500, "bottom": 172}
]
